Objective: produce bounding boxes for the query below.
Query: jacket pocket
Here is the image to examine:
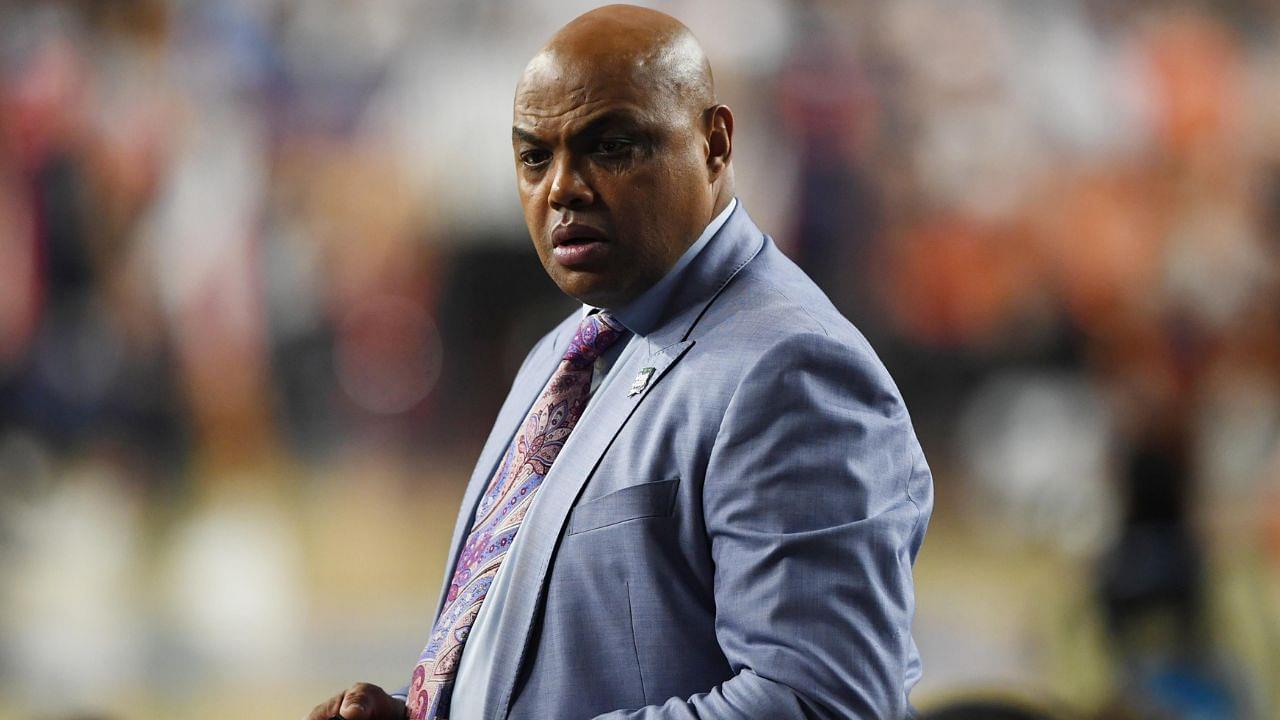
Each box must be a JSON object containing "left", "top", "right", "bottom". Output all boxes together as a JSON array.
[{"left": 566, "top": 477, "right": 680, "bottom": 535}]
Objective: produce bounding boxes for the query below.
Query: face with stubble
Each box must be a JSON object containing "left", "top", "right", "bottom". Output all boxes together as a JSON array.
[{"left": 511, "top": 13, "right": 733, "bottom": 309}]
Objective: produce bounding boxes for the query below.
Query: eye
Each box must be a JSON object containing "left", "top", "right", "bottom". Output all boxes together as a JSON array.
[
  {"left": 595, "top": 139, "right": 633, "bottom": 157},
  {"left": 520, "top": 149, "right": 550, "bottom": 168}
]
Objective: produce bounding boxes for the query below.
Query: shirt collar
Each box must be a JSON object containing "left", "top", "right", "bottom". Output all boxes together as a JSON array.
[{"left": 582, "top": 197, "right": 738, "bottom": 336}]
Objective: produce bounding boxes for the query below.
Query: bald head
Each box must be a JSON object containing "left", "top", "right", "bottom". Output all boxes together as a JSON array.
[
  {"left": 511, "top": 5, "right": 735, "bottom": 309},
  {"left": 520, "top": 5, "right": 716, "bottom": 123}
]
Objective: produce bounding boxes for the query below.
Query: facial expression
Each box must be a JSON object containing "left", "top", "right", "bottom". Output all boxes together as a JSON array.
[{"left": 512, "top": 56, "right": 716, "bottom": 309}]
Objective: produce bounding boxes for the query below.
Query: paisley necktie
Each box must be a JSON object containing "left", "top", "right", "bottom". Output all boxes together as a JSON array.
[{"left": 406, "top": 311, "right": 627, "bottom": 720}]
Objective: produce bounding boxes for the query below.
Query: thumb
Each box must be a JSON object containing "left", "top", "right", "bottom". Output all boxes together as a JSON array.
[{"left": 338, "top": 695, "right": 370, "bottom": 720}]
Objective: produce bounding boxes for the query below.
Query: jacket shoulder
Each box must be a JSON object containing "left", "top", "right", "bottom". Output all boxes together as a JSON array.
[{"left": 692, "top": 237, "right": 889, "bottom": 376}]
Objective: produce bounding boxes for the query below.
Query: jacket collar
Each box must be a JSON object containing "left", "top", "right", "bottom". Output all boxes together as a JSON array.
[{"left": 551, "top": 200, "right": 765, "bottom": 357}]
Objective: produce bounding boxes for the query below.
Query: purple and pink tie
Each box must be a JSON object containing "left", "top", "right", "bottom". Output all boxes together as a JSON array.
[{"left": 406, "top": 311, "right": 627, "bottom": 720}]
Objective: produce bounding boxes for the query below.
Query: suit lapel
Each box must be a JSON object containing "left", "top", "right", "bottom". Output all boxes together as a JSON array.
[
  {"left": 485, "top": 204, "right": 768, "bottom": 718},
  {"left": 429, "top": 315, "right": 578, "bottom": 621},
  {"left": 486, "top": 337, "right": 695, "bottom": 720}
]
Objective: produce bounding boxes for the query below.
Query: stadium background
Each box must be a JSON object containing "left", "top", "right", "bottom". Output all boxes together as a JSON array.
[{"left": 1, "top": 1, "right": 1278, "bottom": 718}]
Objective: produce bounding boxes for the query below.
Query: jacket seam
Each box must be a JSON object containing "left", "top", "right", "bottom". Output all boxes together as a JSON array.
[
  {"left": 625, "top": 580, "right": 649, "bottom": 704},
  {"left": 904, "top": 452, "right": 924, "bottom": 539}
]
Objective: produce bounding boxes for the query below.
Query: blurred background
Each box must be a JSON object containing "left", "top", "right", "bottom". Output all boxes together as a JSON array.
[{"left": 0, "top": 0, "right": 1278, "bottom": 718}]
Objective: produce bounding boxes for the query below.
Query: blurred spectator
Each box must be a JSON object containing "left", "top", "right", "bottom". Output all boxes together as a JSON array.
[{"left": 0, "top": 1, "right": 1278, "bottom": 718}]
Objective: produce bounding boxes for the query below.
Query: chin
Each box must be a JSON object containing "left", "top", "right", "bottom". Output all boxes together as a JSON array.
[
  {"left": 543, "top": 266, "right": 599, "bottom": 304},
  {"left": 561, "top": 286, "right": 615, "bottom": 308},
  {"left": 557, "top": 279, "right": 625, "bottom": 309}
]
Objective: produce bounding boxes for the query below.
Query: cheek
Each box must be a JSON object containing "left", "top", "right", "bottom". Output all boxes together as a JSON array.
[
  {"left": 620, "top": 169, "right": 691, "bottom": 228},
  {"left": 597, "top": 170, "right": 663, "bottom": 218},
  {"left": 517, "top": 176, "right": 541, "bottom": 210},
  {"left": 519, "top": 185, "right": 549, "bottom": 245}
]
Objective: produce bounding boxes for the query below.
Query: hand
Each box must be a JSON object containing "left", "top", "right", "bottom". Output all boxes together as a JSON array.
[{"left": 304, "top": 682, "right": 407, "bottom": 720}]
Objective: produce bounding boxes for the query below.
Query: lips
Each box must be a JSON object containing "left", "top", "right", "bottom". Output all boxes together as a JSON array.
[
  {"left": 551, "top": 223, "right": 608, "bottom": 246},
  {"left": 550, "top": 223, "right": 610, "bottom": 269}
]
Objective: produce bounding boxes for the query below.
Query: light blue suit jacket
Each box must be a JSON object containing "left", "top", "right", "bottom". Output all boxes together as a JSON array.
[{"left": 423, "top": 204, "right": 932, "bottom": 719}]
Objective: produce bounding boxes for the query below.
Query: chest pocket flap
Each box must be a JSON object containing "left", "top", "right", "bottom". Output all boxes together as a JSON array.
[{"left": 567, "top": 477, "right": 680, "bottom": 535}]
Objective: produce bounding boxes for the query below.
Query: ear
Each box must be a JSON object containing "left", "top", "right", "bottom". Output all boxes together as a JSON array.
[{"left": 704, "top": 105, "right": 734, "bottom": 178}]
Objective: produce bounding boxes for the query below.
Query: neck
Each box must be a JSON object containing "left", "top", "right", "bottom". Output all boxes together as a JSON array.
[{"left": 709, "top": 174, "right": 735, "bottom": 221}]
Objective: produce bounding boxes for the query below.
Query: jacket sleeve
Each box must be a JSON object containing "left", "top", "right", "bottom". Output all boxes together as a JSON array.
[{"left": 593, "top": 331, "right": 932, "bottom": 719}]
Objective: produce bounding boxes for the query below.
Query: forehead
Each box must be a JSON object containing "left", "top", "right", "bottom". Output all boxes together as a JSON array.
[{"left": 513, "top": 53, "right": 669, "bottom": 134}]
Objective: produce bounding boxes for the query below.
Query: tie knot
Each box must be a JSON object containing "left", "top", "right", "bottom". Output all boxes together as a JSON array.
[{"left": 563, "top": 311, "right": 626, "bottom": 367}]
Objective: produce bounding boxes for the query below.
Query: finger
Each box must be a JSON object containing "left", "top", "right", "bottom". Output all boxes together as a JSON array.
[
  {"left": 305, "top": 692, "right": 344, "bottom": 720},
  {"left": 339, "top": 686, "right": 373, "bottom": 719}
]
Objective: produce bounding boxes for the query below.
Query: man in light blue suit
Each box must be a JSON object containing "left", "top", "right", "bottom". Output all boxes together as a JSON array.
[{"left": 306, "top": 5, "right": 931, "bottom": 719}]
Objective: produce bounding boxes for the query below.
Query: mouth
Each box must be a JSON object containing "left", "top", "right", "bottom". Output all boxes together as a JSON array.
[{"left": 550, "top": 223, "right": 610, "bottom": 269}]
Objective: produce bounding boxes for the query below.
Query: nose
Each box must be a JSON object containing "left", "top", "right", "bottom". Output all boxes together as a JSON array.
[{"left": 548, "top": 155, "right": 595, "bottom": 210}]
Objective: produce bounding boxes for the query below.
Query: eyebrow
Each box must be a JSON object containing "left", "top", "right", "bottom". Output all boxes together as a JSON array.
[
  {"left": 512, "top": 110, "right": 649, "bottom": 146},
  {"left": 512, "top": 127, "right": 541, "bottom": 145}
]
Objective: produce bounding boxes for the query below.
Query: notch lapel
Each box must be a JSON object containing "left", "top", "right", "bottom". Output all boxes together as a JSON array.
[
  {"left": 428, "top": 317, "right": 576, "bottom": 621},
  {"left": 429, "top": 203, "right": 766, "bottom": 717},
  {"left": 485, "top": 336, "right": 696, "bottom": 720}
]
